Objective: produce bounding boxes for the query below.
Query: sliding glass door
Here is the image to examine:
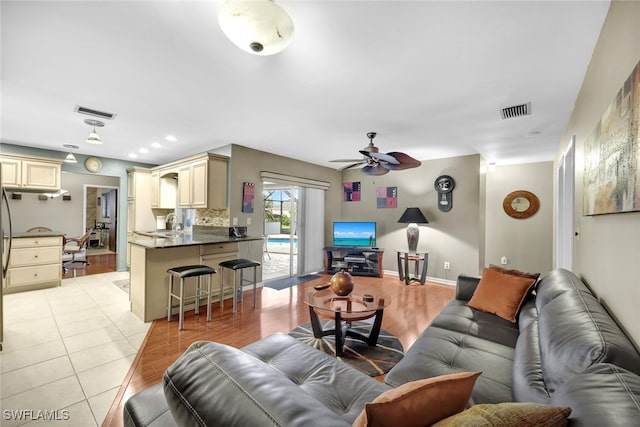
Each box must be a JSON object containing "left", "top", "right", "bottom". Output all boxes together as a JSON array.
[{"left": 263, "top": 183, "right": 299, "bottom": 280}]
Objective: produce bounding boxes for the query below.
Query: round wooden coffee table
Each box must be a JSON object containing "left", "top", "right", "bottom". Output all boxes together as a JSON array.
[{"left": 304, "top": 287, "right": 391, "bottom": 356}]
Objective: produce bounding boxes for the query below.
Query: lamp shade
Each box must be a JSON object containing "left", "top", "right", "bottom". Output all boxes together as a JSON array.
[
  {"left": 86, "top": 130, "right": 101, "bottom": 144},
  {"left": 64, "top": 152, "right": 78, "bottom": 163},
  {"left": 218, "top": 0, "right": 295, "bottom": 56},
  {"left": 398, "top": 207, "right": 428, "bottom": 224}
]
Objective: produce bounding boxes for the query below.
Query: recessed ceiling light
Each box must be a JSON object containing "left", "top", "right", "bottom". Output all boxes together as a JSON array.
[
  {"left": 151, "top": 142, "right": 162, "bottom": 149},
  {"left": 139, "top": 148, "right": 149, "bottom": 154},
  {"left": 165, "top": 135, "right": 177, "bottom": 142},
  {"left": 128, "top": 153, "right": 138, "bottom": 159}
]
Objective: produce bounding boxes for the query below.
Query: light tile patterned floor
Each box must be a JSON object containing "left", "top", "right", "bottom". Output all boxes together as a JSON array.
[{"left": 0, "top": 271, "right": 150, "bottom": 426}]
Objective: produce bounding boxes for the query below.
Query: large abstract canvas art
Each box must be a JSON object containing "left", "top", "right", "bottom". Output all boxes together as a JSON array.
[{"left": 584, "top": 59, "right": 640, "bottom": 215}]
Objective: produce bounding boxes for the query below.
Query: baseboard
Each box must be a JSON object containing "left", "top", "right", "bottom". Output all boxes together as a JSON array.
[{"left": 382, "top": 270, "right": 456, "bottom": 286}]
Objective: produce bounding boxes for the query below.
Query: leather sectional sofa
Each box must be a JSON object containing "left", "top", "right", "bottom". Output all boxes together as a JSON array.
[{"left": 124, "top": 268, "right": 640, "bottom": 426}]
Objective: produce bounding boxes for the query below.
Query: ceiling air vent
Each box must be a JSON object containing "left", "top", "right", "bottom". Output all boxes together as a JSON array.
[
  {"left": 500, "top": 102, "right": 531, "bottom": 119},
  {"left": 74, "top": 105, "right": 117, "bottom": 120}
]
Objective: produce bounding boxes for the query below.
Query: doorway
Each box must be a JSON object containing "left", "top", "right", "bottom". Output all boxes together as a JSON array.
[
  {"left": 263, "top": 183, "right": 299, "bottom": 280},
  {"left": 84, "top": 185, "right": 118, "bottom": 256}
]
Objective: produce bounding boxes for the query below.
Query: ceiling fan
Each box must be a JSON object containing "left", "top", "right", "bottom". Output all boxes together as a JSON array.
[{"left": 330, "top": 132, "right": 422, "bottom": 176}]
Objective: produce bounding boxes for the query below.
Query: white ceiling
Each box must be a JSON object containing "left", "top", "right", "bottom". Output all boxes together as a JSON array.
[{"left": 1, "top": 0, "right": 610, "bottom": 170}]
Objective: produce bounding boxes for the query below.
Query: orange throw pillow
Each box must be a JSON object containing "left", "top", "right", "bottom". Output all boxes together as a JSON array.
[
  {"left": 468, "top": 268, "right": 536, "bottom": 322},
  {"left": 488, "top": 265, "right": 540, "bottom": 281},
  {"left": 352, "top": 371, "right": 481, "bottom": 427}
]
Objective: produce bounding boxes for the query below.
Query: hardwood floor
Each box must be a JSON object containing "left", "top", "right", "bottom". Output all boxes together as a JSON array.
[
  {"left": 62, "top": 253, "right": 117, "bottom": 278},
  {"left": 102, "top": 274, "right": 455, "bottom": 427}
]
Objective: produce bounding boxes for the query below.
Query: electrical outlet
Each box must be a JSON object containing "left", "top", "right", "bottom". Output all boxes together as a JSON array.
[
  {"left": 247, "top": 217, "right": 252, "bottom": 225},
  {"left": 501, "top": 256, "right": 508, "bottom": 265},
  {"left": 444, "top": 261, "right": 450, "bottom": 270},
  {"left": 232, "top": 217, "right": 238, "bottom": 226}
]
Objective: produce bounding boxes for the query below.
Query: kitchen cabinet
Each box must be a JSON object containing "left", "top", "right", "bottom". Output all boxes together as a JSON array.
[
  {"left": 0, "top": 154, "right": 62, "bottom": 191},
  {"left": 126, "top": 168, "right": 156, "bottom": 266},
  {"left": 151, "top": 169, "right": 177, "bottom": 209},
  {"left": 3, "top": 235, "right": 62, "bottom": 294},
  {"left": 176, "top": 153, "right": 228, "bottom": 209}
]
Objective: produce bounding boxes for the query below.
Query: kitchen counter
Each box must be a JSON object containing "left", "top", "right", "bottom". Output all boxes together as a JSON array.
[
  {"left": 129, "top": 231, "right": 264, "bottom": 248},
  {"left": 128, "top": 231, "right": 264, "bottom": 322},
  {"left": 11, "top": 231, "right": 65, "bottom": 238}
]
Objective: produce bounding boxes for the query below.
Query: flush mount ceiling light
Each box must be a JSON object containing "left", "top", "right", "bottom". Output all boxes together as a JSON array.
[
  {"left": 218, "top": 0, "right": 295, "bottom": 56},
  {"left": 63, "top": 144, "right": 79, "bottom": 163},
  {"left": 84, "top": 119, "right": 104, "bottom": 144}
]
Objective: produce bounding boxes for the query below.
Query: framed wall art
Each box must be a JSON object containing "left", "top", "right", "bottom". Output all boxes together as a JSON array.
[
  {"left": 376, "top": 186, "right": 397, "bottom": 208},
  {"left": 242, "top": 182, "right": 255, "bottom": 213},
  {"left": 343, "top": 181, "right": 361, "bottom": 202},
  {"left": 583, "top": 59, "right": 640, "bottom": 215}
]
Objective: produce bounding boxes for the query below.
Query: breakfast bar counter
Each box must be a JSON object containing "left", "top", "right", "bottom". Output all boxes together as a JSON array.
[{"left": 129, "top": 232, "right": 264, "bottom": 322}]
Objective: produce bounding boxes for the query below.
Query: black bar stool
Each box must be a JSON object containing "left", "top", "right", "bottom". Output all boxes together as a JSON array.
[
  {"left": 218, "top": 259, "right": 260, "bottom": 313},
  {"left": 167, "top": 265, "right": 216, "bottom": 330}
]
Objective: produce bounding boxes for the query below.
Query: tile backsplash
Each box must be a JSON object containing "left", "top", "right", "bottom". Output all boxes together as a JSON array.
[{"left": 195, "top": 208, "right": 230, "bottom": 227}]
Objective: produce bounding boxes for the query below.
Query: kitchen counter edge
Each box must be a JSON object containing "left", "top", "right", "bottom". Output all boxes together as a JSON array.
[{"left": 129, "top": 233, "right": 264, "bottom": 249}]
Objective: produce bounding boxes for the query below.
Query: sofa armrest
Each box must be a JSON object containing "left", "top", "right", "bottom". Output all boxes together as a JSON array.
[{"left": 456, "top": 275, "right": 480, "bottom": 301}]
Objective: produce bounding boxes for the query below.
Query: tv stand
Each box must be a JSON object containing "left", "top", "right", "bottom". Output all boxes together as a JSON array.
[{"left": 324, "top": 246, "right": 384, "bottom": 278}]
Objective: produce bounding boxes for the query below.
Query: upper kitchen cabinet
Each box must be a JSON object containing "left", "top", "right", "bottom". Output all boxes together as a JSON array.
[
  {"left": 126, "top": 167, "right": 156, "bottom": 230},
  {"left": 150, "top": 169, "right": 177, "bottom": 209},
  {"left": 0, "top": 153, "right": 62, "bottom": 191},
  {"left": 177, "top": 153, "right": 228, "bottom": 209}
]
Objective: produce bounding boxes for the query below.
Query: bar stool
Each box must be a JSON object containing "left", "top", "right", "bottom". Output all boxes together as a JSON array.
[
  {"left": 218, "top": 259, "right": 260, "bottom": 313},
  {"left": 167, "top": 265, "right": 216, "bottom": 330}
]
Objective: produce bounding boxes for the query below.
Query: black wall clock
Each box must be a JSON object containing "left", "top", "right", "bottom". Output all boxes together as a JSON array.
[{"left": 434, "top": 175, "right": 455, "bottom": 212}]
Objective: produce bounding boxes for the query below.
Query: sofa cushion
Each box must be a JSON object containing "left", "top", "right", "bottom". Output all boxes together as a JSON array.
[
  {"left": 385, "top": 301, "right": 518, "bottom": 404},
  {"left": 123, "top": 383, "right": 176, "bottom": 427},
  {"left": 352, "top": 371, "right": 481, "bottom": 427},
  {"left": 550, "top": 363, "right": 640, "bottom": 427},
  {"left": 431, "top": 402, "right": 571, "bottom": 427},
  {"left": 535, "top": 270, "right": 640, "bottom": 392},
  {"left": 163, "top": 334, "right": 389, "bottom": 427},
  {"left": 512, "top": 305, "right": 549, "bottom": 404},
  {"left": 468, "top": 267, "right": 536, "bottom": 322}
]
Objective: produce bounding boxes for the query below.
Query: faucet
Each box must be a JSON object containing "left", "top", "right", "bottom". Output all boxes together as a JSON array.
[{"left": 165, "top": 213, "right": 178, "bottom": 234}]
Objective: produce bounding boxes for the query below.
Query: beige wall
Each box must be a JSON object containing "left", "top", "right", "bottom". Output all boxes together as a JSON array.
[
  {"left": 341, "top": 154, "right": 484, "bottom": 280},
  {"left": 485, "top": 162, "right": 553, "bottom": 275},
  {"left": 227, "top": 143, "right": 343, "bottom": 241},
  {"left": 7, "top": 172, "right": 120, "bottom": 238},
  {"left": 557, "top": 0, "right": 640, "bottom": 346}
]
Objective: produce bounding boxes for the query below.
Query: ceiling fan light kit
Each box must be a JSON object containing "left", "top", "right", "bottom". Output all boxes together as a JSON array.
[
  {"left": 218, "top": 0, "right": 295, "bottom": 56},
  {"left": 332, "top": 131, "right": 422, "bottom": 175}
]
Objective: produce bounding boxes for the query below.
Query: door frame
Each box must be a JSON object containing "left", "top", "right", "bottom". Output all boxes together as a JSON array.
[{"left": 83, "top": 184, "right": 119, "bottom": 252}]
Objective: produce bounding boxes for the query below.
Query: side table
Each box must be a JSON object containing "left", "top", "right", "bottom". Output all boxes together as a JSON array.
[{"left": 397, "top": 250, "right": 429, "bottom": 285}]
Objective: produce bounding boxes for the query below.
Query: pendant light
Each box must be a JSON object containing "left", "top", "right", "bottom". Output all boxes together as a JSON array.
[
  {"left": 63, "top": 144, "right": 79, "bottom": 163},
  {"left": 218, "top": 0, "right": 295, "bottom": 56},
  {"left": 84, "top": 119, "right": 104, "bottom": 144}
]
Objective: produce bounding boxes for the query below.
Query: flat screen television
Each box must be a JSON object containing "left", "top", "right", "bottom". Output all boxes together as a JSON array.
[{"left": 332, "top": 221, "right": 376, "bottom": 247}]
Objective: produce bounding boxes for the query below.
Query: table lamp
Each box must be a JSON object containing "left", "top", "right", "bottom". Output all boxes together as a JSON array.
[{"left": 398, "top": 207, "right": 428, "bottom": 252}]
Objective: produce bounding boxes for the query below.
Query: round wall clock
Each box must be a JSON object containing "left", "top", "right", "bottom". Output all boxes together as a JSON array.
[{"left": 85, "top": 157, "right": 102, "bottom": 173}]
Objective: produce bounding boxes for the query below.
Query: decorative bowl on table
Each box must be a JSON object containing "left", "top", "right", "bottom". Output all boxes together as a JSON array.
[{"left": 330, "top": 270, "right": 354, "bottom": 296}]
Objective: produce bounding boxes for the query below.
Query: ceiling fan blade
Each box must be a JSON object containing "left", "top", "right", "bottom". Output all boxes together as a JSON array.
[
  {"left": 330, "top": 158, "right": 366, "bottom": 163},
  {"left": 339, "top": 161, "right": 365, "bottom": 170},
  {"left": 362, "top": 164, "right": 390, "bottom": 176},
  {"left": 368, "top": 151, "right": 400, "bottom": 165},
  {"left": 381, "top": 152, "right": 422, "bottom": 170}
]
